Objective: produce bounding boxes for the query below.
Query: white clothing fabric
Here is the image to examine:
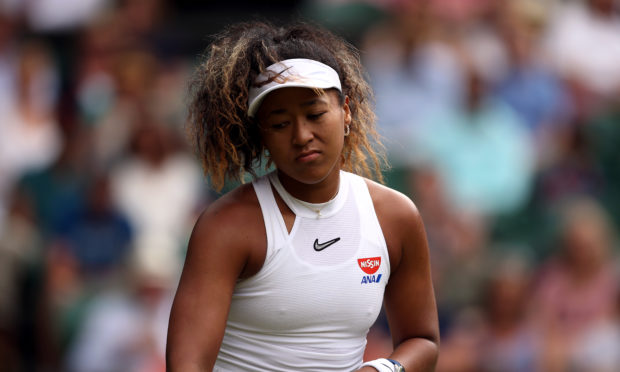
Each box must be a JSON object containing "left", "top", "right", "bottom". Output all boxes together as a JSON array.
[
  {"left": 214, "top": 171, "right": 390, "bottom": 371},
  {"left": 65, "top": 290, "right": 174, "bottom": 372},
  {"left": 543, "top": 2, "right": 620, "bottom": 96},
  {"left": 109, "top": 153, "right": 204, "bottom": 283},
  {"left": 26, "top": 0, "right": 111, "bottom": 31},
  {"left": 0, "top": 105, "right": 62, "bottom": 228},
  {"left": 247, "top": 58, "right": 342, "bottom": 117},
  {"left": 110, "top": 153, "right": 203, "bottom": 239},
  {"left": 0, "top": 107, "right": 62, "bottom": 178}
]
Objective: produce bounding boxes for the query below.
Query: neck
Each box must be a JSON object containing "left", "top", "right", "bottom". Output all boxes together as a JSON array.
[{"left": 276, "top": 168, "right": 341, "bottom": 203}]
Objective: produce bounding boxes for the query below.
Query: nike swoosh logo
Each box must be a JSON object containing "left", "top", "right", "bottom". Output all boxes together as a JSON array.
[{"left": 313, "top": 237, "right": 341, "bottom": 251}]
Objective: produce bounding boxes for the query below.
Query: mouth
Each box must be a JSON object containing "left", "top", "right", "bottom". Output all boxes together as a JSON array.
[{"left": 296, "top": 150, "right": 321, "bottom": 163}]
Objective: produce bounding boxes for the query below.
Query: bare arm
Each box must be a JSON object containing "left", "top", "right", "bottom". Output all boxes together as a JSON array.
[
  {"left": 363, "top": 181, "right": 440, "bottom": 371},
  {"left": 166, "top": 186, "right": 264, "bottom": 371}
]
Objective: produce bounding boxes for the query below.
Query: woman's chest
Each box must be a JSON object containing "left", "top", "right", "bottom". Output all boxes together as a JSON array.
[{"left": 229, "top": 233, "right": 389, "bottom": 333}]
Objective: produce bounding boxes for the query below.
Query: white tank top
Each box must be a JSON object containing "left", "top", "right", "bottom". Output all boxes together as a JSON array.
[{"left": 214, "top": 170, "right": 390, "bottom": 371}]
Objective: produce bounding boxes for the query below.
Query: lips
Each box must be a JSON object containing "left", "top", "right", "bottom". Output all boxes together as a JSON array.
[{"left": 296, "top": 150, "right": 320, "bottom": 162}]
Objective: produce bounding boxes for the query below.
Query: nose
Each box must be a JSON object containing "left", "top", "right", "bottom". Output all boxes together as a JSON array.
[{"left": 291, "top": 118, "right": 313, "bottom": 146}]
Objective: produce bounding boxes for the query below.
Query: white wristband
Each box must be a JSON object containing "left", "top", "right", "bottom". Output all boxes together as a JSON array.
[{"left": 360, "top": 358, "right": 395, "bottom": 372}]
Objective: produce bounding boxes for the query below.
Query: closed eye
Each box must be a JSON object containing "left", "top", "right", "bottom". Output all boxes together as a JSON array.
[
  {"left": 270, "top": 121, "right": 290, "bottom": 130},
  {"left": 308, "top": 112, "right": 326, "bottom": 121}
]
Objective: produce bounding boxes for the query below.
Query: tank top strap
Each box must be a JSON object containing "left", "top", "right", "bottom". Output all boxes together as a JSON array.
[{"left": 252, "top": 172, "right": 289, "bottom": 260}]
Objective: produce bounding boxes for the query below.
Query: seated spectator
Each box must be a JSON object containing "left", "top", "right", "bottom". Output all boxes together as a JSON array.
[
  {"left": 109, "top": 120, "right": 205, "bottom": 278},
  {"left": 0, "top": 39, "right": 62, "bottom": 229},
  {"left": 412, "top": 56, "right": 535, "bottom": 217},
  {"left": 493, "top": 0, "right": 572, "bottom": 156},
  {"left": 571, "top": 288, "right": 620, "bottom": 372},
  {"left": 532, "top": 195, "right": 618, "bottom": 372},
  {"left": 56, "top": 172, "right": 132, "bottom": 277},
  {"left": 478, "top": 252, "right": 540, "bottom": 372},
  {"left": 64, "top": 241, "right": 175, "bottom": 372}
]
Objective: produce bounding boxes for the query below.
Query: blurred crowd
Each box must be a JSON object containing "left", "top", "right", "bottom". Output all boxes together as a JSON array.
[{"left": 0, "top": 0, "right": 618, "bottom": 371}]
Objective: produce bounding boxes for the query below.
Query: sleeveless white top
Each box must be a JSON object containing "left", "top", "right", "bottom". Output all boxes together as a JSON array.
[{"left": 214, "top": 170, "right": 389, "bottom": 371}]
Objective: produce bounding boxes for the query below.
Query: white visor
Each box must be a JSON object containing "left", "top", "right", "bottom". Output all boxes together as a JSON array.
[{"left": 247, "top": 58, "right": 342, "bottom": 117}]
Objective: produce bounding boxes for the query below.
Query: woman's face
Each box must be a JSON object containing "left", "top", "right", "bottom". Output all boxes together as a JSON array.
[{"left": 256, "top": 87, "right": 351, "bottom": 188}]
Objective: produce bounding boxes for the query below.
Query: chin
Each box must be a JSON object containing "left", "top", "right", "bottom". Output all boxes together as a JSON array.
[{"left": 279, "top": 165, "right": 338, "bottom": 186}]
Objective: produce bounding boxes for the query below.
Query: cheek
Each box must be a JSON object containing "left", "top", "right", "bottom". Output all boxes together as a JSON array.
[
  {"left": 260, "top": 130, "right": 278, "bottom": 148},
  {"left": 261, "top": 134, "right": 287, "bottom": 158}
]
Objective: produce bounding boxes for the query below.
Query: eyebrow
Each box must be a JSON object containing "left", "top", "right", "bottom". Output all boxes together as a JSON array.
[
  {"left": 301, "top": 98, "right": 324, "bottom": 108},
  {"left": 264, "top": 98, "right": 328, "bottom": 118}
]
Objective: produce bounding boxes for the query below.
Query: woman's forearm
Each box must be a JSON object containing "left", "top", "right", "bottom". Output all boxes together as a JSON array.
[{"left": 389, "top": 337, "right": 440, "bottom": 372}]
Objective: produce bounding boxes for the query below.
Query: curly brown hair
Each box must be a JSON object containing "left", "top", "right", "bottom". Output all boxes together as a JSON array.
[{"left": 187, "top": 20, "right": 386, "bottom": 191}]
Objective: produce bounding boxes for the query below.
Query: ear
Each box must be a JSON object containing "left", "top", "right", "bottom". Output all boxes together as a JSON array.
[{"left": 343, "top": 96, "right": 352, "bottom": 125}]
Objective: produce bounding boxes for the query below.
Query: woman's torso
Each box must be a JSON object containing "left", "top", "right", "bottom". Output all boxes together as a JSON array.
[{"left": 214, "top": 170, "right": 390, "bottom": 371}]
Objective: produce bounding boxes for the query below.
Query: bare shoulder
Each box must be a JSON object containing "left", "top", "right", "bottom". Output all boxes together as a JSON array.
[
  {"left": 188, "top": 182, "right": 266, "bottom": 279},
  {"left": 195, "top": 182, "right": 262, "bottom": 236},
  {"left": 364, "top": 178, "right": 422, "bottom": 224}
]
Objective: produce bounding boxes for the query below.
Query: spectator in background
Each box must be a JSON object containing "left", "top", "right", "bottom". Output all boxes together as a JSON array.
[
  {"left": 535, "top": 119, "right": 605, "bottom": 210},
  {"left": 0, "top": 39, "right": 63, "bottom": 229},
  {"left": 408, "top": 167, "right": 466, "bottom": 289},
  {"left": 361, "top": 1, "right": 465, "bottom": 169},
  {"left": 41, "top": 170, "right": 133, "bottom": 362},
  {"left": 88, "top": 48, "right": 160, "bottom": 169},
  {"left": 412, "top": 54, "right": 535, "bottom": 217},
  {"left": 17, "top": 127, "right": 91, "bottom": 238},
  {"left": 109, "top": 119, "right": 204, "bottom": 282},
  {"left": 56, "top": 172, "right": 133, "bottom": 278},
  {"left": 493, "top": 0, "right": 572, "bottom": 164},
  {"left": 571, "top": 288, "right": 620, "bottom": 372},
  {"left": 14, "top": 129, "right": 95, "bottom": 367},
  {"left": 543, "top": 0, "right": 620, "bottom": 111},
  {"left": 75, "top": 12, "right": 126, "bottom": 162},
  {"left": 434, "top": 306, "right": 486, "bottom": 372},
  {"left": 477, "top": 252, "right": 539, "bottom": 372},
  {"left": 409, "top": 166, "right": 492, "bottom": 332},
  {"left": 437, "top": 250, "right": 541, "bottom": 372},
  {"left": 532, "top": 196, "right": 618, "bottom": 372},
  {"left": 65, "top": 242, "right": 175, "bottom": 372}
]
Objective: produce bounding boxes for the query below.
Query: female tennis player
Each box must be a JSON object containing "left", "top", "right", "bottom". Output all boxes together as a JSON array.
[{"left": 166, "top": 20, "right": 439, "bottom": 372}]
